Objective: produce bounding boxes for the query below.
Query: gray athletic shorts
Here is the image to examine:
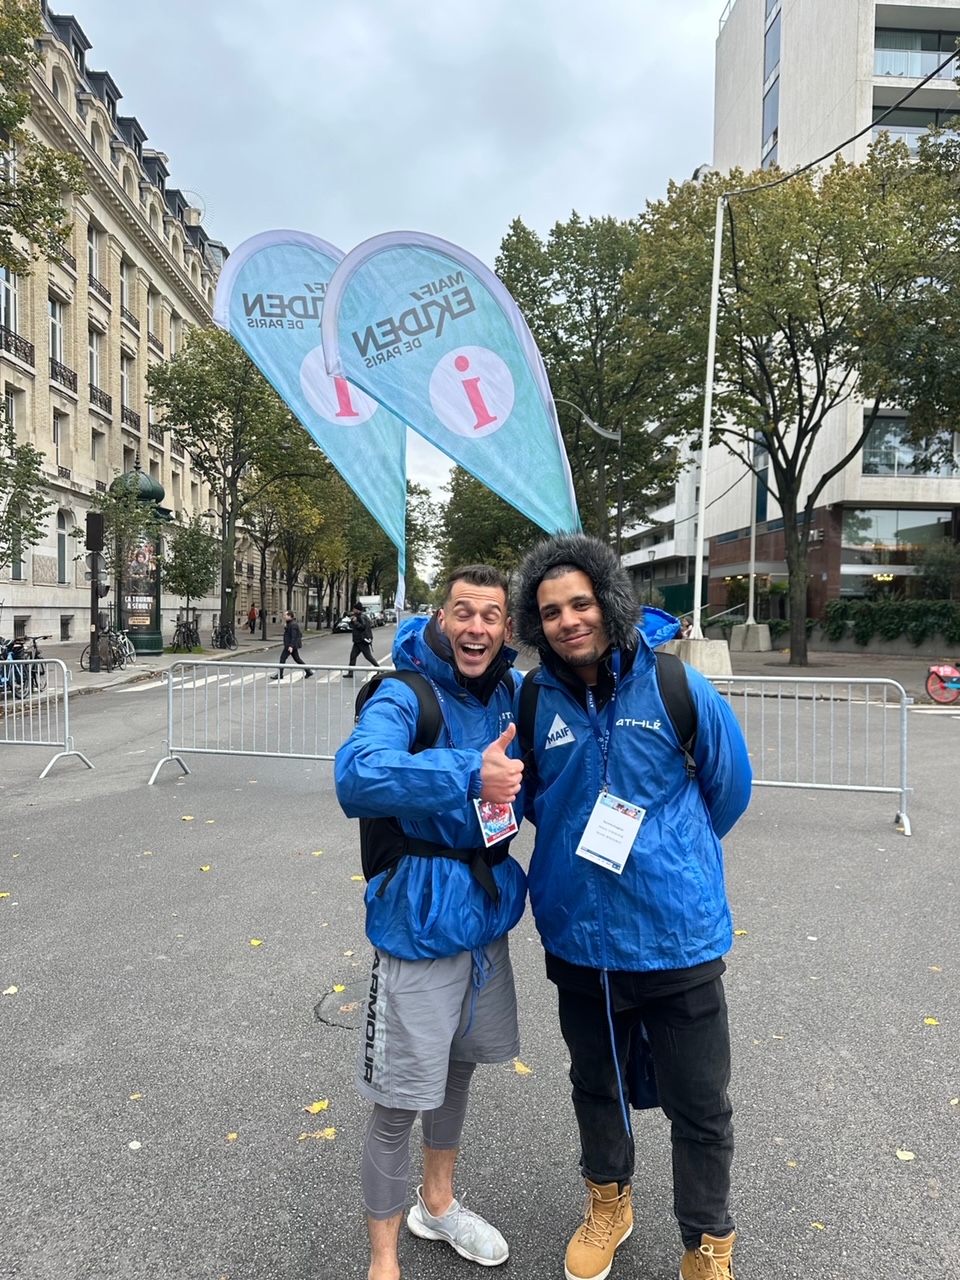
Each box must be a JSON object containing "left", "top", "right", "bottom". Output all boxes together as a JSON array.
[{"left": 355, "top": 934, "right": 519, "bottom": 1111}]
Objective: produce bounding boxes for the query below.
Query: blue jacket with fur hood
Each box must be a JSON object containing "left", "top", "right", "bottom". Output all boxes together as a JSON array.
[
  {"left": 335, "top": 614, "right": 527, "bottom": 961},
  {"left": 513, "top": 533, "right": 752, "bottom": 973}
]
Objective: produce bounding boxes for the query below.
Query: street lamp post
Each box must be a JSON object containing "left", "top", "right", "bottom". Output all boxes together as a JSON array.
[{"left": 647, "top": 548, "right": 656, "bottom": 606}]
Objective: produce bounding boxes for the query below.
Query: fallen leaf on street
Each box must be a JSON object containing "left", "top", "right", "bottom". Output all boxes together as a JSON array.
[
  {"left": 297, "top": 1128, "right": 336, "bottom": 1141},
  {"left": 128, "top": 1141, "right": 142, "bottom": 1151},
  {"left": 513, "top": 1059, "right": 532, "bottom": 1075},
  {"left": 129, "top": 1093, "right": 143, "bottom": 1101},
  {"left": 733, "top": 929, "right": 747, "bottom": 936},
  {"left": 343, "top": 950, "right": 354, "bottom": 957},
  {"left": 811, "top": 1222, "right": 825, "bottom": 1230},
  {"left": 226, "top": 1133, "right": 238, "bottom": 1142},
  {"left": 333, "top": 984, "right": 345, "bottom": 993},
  {"left": 3, "top": 986, "right": 18, "bottom": 995},
  {"left": 205, "top": 820, "right": 215, "bottom": 825},
  {"left": 312, "top": 851, "right": 323, "bottom": 857},
  {"left": 350, "top": 875, "right": 364, "bottom": 882},
  {"left": 200, "top": 866, "right": 211, "bottom": 872},
  {"left": 929, "top": 966, "right": 942, "bottom": 972},
  {"left": 250, "top": 939, "right": 263, "bottom": 947},
  {"left": 924, "top": 1018, "right": 940, "bottom": 1026},
  {"left": 182, "top": 816, "right": 194, "bottom": 822},
  {"left": 786, "top": 1161, "right": 797, "bottom": 1168},
  {"left": 950, "top": 1098, "right": 959, "bottom": 1107},
  {"left": 304, "top": 1100, "right": 329, "bottom": 1114},
  {"left": 0, "top": 893, "right": 10, "bottom": 899},
  {"left": 896, "top": 1149, "right": 916, "bottom": 1161}
]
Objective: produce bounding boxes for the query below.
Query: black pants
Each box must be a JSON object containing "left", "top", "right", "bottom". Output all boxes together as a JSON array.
[
  {"left": 348, "top": 639, "right": 379, "bottom": 668},
  {"left": 277, "top": 647, "right": 310, "bottom": 676},
  {"left": 557, "top": 975, "right": 735, "bottom": 1248}
]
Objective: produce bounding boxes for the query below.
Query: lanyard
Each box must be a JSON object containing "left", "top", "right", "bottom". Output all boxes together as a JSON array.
[{"left": 584, "top": 650, "right": 620, "bottom": 793}]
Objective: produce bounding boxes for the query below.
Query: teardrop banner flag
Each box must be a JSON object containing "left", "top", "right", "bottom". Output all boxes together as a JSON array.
[
  {"left": 213, "top": 230, "right": 408, "bottom": 602},
  {"left": 320, "top": 231, "right": 580, "bottom": 534}
]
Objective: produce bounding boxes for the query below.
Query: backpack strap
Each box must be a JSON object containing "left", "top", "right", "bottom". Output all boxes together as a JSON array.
[
  {"left": 654, "top": 649, "right": 698, "bottom": 780},
  {"left": 354, "top": 670, "right": 442, "bottom": 753},
  {"left": 517, "top": 667, "right": 541, "bottom": 761}
]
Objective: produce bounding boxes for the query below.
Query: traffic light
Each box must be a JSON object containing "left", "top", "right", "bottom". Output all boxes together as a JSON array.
[{"left": 85, "top": 511, "right": 104, "bottom": 552}]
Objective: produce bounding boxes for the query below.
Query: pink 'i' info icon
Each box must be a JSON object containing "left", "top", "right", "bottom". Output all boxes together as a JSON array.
[
  {"left": 299, "top": 346, "right": 379, "bottom": 425},
  {"left": 428, "top": 346, "right": 515, "bottom": 439}
]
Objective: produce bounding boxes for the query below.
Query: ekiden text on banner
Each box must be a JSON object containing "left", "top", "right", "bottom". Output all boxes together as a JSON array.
[
  {"left": 213, "top": 230, "right": 408, "bottom": 601},
  {"left": 320, "top": 231, "right": 580, "bottom": 535}
]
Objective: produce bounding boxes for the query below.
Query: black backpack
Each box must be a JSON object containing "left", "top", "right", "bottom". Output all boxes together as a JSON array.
[
  {"left": 516, "top": 650, "right": 699, "bottom": 780},
  {"left": 352, "top": 669, "right": 515, "bottom": 895}
]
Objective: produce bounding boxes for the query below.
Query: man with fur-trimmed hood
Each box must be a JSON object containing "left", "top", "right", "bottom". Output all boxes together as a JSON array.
[{"left": 513, "top": 533, "right": 751, "bottom": 1280}]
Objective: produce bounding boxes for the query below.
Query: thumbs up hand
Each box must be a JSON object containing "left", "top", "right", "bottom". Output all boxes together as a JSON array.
[{"left": 480, "top": 721, "right": 524, "bottom": 803}]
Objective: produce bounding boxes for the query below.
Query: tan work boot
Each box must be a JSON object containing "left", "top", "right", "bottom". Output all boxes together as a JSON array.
[
  {"left": 680, "top": 1230, "right": 736, "bottom": 1280},
  {"left": 564, "top": 1179, "right": 633, "bottom": 1280}
]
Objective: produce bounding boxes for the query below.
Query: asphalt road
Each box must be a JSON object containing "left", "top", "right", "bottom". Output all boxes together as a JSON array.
[{"left": 1, "top": 632, "right": 958, "bottom": 1279}]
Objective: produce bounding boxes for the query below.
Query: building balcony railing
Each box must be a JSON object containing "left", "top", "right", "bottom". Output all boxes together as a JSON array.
[
  {"left": 874, "top": 50, "right": 959, "bottom": 81},
  {"left": 170, "top": 439, "right": 184, "bottom": 458},
  {"left": 121, "top": 405, "right": 141, "bottom": 430},
  {"left": 121, "top": 306, "right": 140, "bottom": 331},
  {"left": 50, "top": 358, "right": 78, "bottom": 391},
  {"left": 95, "top": 479, "right": 107, "bottom": 492},
  {"left": 57, "top": 246, "right": 77, "bottom": 272},
  {"left": 89, "top": 275, "right": 111, "bottom": 303},
  {"left": 147, "top": 330, "right": 164, "bottom": 353},
  {"left": 57, "top": 465, "right": 71, "bottom": 479},
  {"left": 89, "top": 383, "right": 112, "bottom": 413},
  {"left": 0, "top": 325, "right": 35, "bottom": 365},
  {"left": 148, "top": 424, "right": 163, "bottom": 444}
]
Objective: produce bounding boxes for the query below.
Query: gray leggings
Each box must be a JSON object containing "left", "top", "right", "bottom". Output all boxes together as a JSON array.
[{"left": 362, "top": 1060, "right": 476, "bottom": 1219}]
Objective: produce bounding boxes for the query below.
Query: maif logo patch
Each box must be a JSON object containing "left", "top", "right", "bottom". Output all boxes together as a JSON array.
[{"left": 545, "top": 714, "right": 574, "bottom": 750}]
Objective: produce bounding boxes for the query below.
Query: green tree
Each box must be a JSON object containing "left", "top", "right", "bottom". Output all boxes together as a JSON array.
[
  {"left": 627, "top": 141, "right": 960, "bottom": 664},
  {"left": 915, "top": 539, "right": 960, "bottom": 601},
  {"left": 495, "top": 212, "right": 679, "bottom": 541},
  {"left": 0, "top": 0, "right": 86, "bottom": 273},
  {"left": 438, "top": 466, "right": 540, "bottom": 577},
  {"left": 147, "top": 328, "right": 306, "bottom": 629},
  {"left": 0, "top": 416, "right": 51, "bottom": 574},
  {"left": 160, "top": 514, "right": 219, "bottom": 619}
]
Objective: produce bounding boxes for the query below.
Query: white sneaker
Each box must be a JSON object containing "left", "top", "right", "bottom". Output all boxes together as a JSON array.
[{"left": 407, "top": 1185, "right": 508, "bottom": 1266}]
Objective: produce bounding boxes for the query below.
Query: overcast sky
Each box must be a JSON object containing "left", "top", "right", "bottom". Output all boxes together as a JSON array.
[{"left": 71, "top": 0, "right": 722, "bottom": 494}]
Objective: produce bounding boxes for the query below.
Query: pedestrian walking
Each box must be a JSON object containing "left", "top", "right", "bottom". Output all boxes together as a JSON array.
[
  {"left": 248, "top": 605, "right": 257, "bottom": 635},
  {"left": 335, "top": 565, "right": 526, "bottom": 1280},
  {"left": 343, "top": 601, "right": 381, "bottom": 677},
  {"left": 270, "top": 610, "right": 312, "bottom": 680},
  {"left": 513, "top": 533, "right": 752, "bottom": 1280}
]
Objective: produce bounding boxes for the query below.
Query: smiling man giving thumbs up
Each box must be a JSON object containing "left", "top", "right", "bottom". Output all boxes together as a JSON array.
[{"left": 336, "top": 565, "right": 526, "bottom": 1280}]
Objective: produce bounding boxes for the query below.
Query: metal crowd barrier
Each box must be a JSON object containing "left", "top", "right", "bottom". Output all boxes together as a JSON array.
[
  {"left": 148, "top": 660, "right": 373, "bottom": 784},
  {"left": 0, "top": 658, "right": 94, "bottom": 778},
  {"left": 709, "top": 675, "right": 912, "bottom": 835}
]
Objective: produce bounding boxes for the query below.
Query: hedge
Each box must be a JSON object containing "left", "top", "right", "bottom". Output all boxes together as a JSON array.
[{"left": 821, "top": 599, "right": 960, "bottom": 647}]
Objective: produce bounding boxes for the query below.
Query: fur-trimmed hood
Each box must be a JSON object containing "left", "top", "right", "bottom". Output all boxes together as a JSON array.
[{"left": 513, "top": 532, "right": 650, "bottom": 657}]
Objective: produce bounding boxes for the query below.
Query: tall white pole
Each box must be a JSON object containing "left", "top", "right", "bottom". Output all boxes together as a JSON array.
[
  {"left": 690, "top": 195, "right": 726, "bottom": 640},
  {"left": 746, "top": 463, "right": 758, "bottom": 625}
]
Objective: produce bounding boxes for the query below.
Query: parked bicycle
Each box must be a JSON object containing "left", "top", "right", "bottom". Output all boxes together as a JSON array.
[
  {"left": 79, "top": 627, "right": 136, "bottom": 672},
  {"left": 17, "top": 634, "right": 51, "bottom": 692},
  {"left": 171, "top": 618, "right": 201, "bottom": 651},
  {"left": 210, "top": 623, "right": 237, "bottom": 650},
  {"left": 0, "top": 636, "right": 28, "bottom": 699},
  {"left": 926, "top": 661, "right": 960, "bottom": 704}
]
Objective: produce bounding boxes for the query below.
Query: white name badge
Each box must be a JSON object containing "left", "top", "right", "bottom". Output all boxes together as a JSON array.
[{"left": 573, "top": 791, "right": 645, "bottom": 875}]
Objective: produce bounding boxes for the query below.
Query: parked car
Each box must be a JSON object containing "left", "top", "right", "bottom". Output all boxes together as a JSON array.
[
  {"left": 383, "top": 608, "right": 398, "bottom": 624},
  {"left": 333, "top": 614, "right": 352, "bottom": 633}
]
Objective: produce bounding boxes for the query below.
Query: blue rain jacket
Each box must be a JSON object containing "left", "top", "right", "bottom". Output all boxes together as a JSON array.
[
  {"left": 335, "top": 615, "right": 527, "bottom": 960},
  {"left": 525, "top": 610, "right": 752, "bottom": 973}
]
